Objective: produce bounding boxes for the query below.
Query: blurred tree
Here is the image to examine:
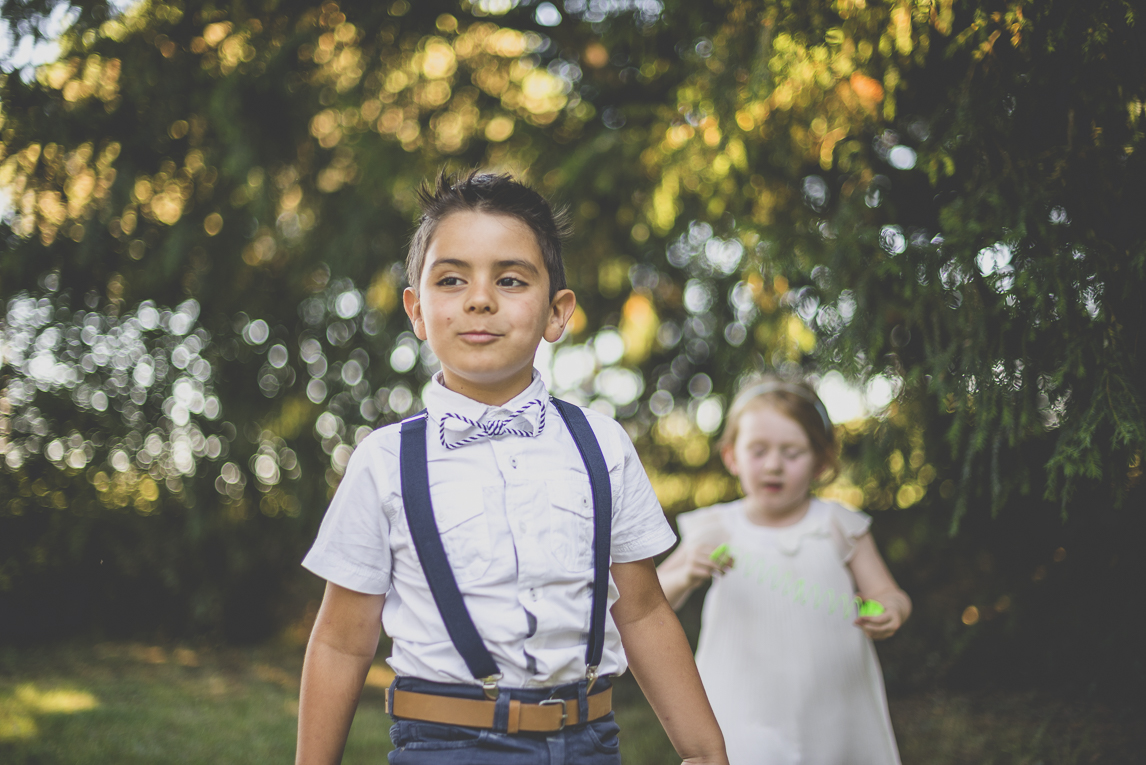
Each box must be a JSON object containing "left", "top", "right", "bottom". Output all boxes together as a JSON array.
[
  {"left": 612, "top": 0, "right": 1146, "bottom": 529},
  {"left": 0, "top": 0, "right": 1142, "bottom": 681}
]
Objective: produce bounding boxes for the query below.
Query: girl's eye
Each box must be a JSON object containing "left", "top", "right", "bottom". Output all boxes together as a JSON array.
[{"left": 783, "top": 448, "right": 807, "bottom": 459}]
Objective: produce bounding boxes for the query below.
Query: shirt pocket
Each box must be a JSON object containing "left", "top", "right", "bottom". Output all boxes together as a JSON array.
[
  {"left": 546, "top": 478, "right": 595, "bottom": 573},
  {"left": 431, "top": 482, "right": 493, "bottom": 583}
]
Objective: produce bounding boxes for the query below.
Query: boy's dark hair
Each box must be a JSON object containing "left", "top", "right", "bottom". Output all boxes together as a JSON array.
[{"left": 406, "top": 169, "right": 571, "bottom": 300}]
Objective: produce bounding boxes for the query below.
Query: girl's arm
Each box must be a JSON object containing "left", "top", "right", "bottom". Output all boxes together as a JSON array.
[
  {"left": 657, "top": 543, "right": 733, "bottom": 610},
  {"left": 848, "top": 532, "right": 912, "bottom": 640},
  {"left": 296, "top": 582, "right": 386, "bottom": 765},
  {"left": 612, "top": 558, "right": 729, "bottom": 765}
]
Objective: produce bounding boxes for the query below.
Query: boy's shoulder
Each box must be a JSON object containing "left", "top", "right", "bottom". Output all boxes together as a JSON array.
[
  {"left": 557, "top": 400, "right": 635, "bottom": 459},
  {"left": 574, "top": 401, "right": 628, "bottom": 434},
  {"left": 349, "top": 419, "right": 405, "bottom": 461}
]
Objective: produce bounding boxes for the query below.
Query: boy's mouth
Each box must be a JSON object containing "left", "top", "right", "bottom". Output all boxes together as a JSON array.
[{"left": 459, "top": 330, "right": 502, "bottom": 343}]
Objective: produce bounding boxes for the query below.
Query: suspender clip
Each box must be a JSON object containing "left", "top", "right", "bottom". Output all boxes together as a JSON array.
[
  {"left": 481, "top": 674, "right": 502, "bottom": 700},
  {"left": 586, "top": 664, "right": 600, "bottom": 694}
]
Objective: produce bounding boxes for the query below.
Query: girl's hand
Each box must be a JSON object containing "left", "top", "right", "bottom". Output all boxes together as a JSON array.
[
  {"left": 682, "top": 543, "right": 735, "bottom": 589},
  {"left": 847, "top": 532, "right": 912, "bottom": 640},
  {"left": 854, "top": 602, "right": 903, "bottom": 640},
  {"left": 657, "top": 542, "right": 735, "bottom": 610}
]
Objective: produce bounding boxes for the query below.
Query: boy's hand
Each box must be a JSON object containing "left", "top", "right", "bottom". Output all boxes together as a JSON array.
[
  {"left": 613, "top": 559, "right": 729, "bottom": 765},
  {"left": 297, "top": 582, "right": 385, "bottom": 765},
  {"left": 854, "top": 601, "right": 904, "bottom": 640}
]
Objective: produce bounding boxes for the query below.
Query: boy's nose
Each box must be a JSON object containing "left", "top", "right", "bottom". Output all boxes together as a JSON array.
[{"left": 464, "top": 283, "right": 496, "bottom": 313}]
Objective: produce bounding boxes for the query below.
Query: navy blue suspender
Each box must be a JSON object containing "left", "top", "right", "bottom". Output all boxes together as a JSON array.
[
  {"left": 398, "top": 413, "right": 501, "bottom": 683},
  {"left": 550, "top": 397, "right": 611, "bottom": 684},
  {"left": 398, "top": 397, "right": 611, "bottom": 698}
]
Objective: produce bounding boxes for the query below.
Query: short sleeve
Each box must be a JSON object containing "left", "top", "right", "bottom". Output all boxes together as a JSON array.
[
  {"left": 301, "top": 436, "right": 394, "bottom": 595},
  {"left": 675, "top": 504, "right": 734, "bottom": 547},
  {"left": 824, "top": 500, "right": 872, "bottom": 563},
  {"left": 600, "top": 420, "right": 677, "bottom": 563}
]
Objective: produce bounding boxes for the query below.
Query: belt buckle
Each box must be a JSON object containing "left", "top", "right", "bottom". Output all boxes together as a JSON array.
[{"left": 538, "top": 698, "right": 567, "bottom": 731}]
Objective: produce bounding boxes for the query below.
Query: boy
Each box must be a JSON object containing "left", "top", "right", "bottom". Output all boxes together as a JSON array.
[{"left": 296, "top": 171, "right": 728, "bottom": 765}]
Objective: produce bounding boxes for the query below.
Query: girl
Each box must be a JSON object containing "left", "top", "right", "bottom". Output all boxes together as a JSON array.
[{"left": 658, "top": 378, "right": 910, "bottom": 765}]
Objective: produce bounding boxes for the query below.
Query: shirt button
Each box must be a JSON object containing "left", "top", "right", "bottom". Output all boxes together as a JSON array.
[
  {"left": 529, "top": 588, "right": 541, "bottom": 602},
  {"left": 510, "top": 457, "right": 518, "bottom": 469}
]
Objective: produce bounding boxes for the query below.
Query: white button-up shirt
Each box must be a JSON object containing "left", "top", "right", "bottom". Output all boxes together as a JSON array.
[{"left": 302, "top": 372, "right": 676, "bottom": 687}]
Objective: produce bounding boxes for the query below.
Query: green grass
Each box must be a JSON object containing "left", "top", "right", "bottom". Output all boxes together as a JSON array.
[
  {"left": 1, "top": 642, "right": 1140, "bottom": 764},
  {"left": 0, "top": 642, "right": 391, "bottom": 765}
]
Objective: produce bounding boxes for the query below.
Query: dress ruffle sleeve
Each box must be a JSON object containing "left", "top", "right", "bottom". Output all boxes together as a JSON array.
[
  {"left": 823, "top": 500, "right": 873, "bottom": 563},
  {"left": 676, "top": 502, "right": 736, "bottom": 547}
]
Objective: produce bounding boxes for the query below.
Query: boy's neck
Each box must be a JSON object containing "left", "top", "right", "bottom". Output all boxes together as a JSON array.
[{"left": 439, "top": 366, "right": 537, "bottom": 407}]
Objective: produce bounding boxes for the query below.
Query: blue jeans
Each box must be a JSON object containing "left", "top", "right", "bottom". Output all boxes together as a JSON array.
[{"left": 387, "top": 676, "right": 622, "bottom": 765}]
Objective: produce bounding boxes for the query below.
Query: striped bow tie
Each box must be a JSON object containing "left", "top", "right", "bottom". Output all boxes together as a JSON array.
[{"left": 439, "top": 399, "right": 547, "bottom": 450}]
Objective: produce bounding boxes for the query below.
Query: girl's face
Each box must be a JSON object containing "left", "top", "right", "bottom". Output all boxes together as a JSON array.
[{"left": 722, "top": 404, "right": 821, "bottom": 524}]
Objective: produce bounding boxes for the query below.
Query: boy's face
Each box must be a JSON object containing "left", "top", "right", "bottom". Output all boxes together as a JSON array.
[{"left": 403, "top": 210, "right": 576, "bottom": 405}]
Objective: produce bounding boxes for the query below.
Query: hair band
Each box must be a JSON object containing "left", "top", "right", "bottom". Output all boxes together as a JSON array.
[{"left": 737, "top": 382, "right": 833, "bottom": 434}]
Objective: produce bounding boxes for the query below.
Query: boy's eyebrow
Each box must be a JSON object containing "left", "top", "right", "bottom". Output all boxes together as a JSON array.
[
  {"left": 426, "top": 257, "right": 471, "bottom": 271},
  {"left": 427, "top": 257, "right": 541, "bottom": 275},
  {"left": 494, "top": 258, "right": 541, "bottom": 275}
]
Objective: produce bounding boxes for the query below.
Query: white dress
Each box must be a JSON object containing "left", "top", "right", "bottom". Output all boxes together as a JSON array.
[{"left": 678, "top": 498, "right": 900, "bottom": 765}]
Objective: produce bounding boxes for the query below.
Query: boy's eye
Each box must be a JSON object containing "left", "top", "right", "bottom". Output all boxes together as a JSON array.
[
  {"left": 497, "top": 276, "right": 527, "bottom": 287},
  {"left": 436, "top": 276, "right": 463, "bottom": 287}
]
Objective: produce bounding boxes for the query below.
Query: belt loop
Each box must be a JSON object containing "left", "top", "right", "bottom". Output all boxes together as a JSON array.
[
  {"left": 577, "top": 679, "right": 589, "bottom": 726},
  {"left": 506, "top": 699, "right": 522, "bottom": 734},
  {"left": 492, "top": 689, "right": 511, "bottom": 733},
  {"left": 386, "top": 676, "right": 399, "bottom": 717}
]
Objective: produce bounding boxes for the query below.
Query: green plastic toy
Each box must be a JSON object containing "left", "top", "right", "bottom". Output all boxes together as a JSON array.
[
  {"left": 709, "top": 543, "right": 733, "bottom": 567},
  {"left": 856, "top": 598, "right": 886, "bottom": 617}
]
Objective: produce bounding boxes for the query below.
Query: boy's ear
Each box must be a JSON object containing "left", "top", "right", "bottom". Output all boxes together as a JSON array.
[
  {"left": 720, "top": 443, "right": 739, "bottom": 476},
  {"left": 543, "top": 288, "right": 577, "bottom": 343},
  {"left": 402, "top": 287, "right": 428, "bottom": 341}
]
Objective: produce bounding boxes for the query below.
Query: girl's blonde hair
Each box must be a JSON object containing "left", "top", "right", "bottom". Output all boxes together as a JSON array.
[{"left": 718, "top": 375, "right": 840, "bottom": 483}]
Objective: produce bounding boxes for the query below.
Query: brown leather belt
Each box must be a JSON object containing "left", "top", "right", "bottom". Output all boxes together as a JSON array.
[{"left": 386, "top": 686, "right": 612, "bottom": 734}]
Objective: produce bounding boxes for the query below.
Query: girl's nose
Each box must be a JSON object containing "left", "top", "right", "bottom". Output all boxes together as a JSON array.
[{"left": 761, "top": 450, "right": 783, "bottom": 471}]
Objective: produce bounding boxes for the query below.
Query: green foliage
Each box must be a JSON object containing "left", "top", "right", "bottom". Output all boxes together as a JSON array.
[{"left": 0, "top": 0, "right": 1143, "bottom": 675}]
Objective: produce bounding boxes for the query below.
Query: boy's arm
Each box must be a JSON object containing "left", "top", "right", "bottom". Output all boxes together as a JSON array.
[
  {"left": 848, "top": 532, "right": 912, "bottom": 640},
  {"left": 296, "top": 581, "right": 385, "bottom": 765},
  {"left": 611, "top": 558, "right": 729, "bottom": 765}
]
